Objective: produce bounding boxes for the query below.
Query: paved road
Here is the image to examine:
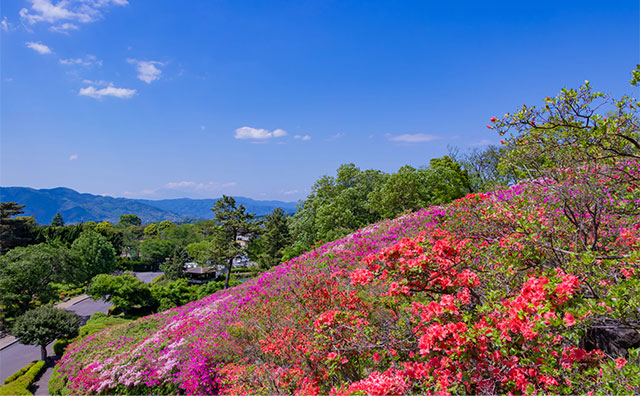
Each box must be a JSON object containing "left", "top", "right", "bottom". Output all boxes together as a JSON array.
[
  {"left": 0, "top": 272, "right": 162, "bottom": 383},
  {"left": 133, "top": 271, "right": 163, "bottom": 284}
]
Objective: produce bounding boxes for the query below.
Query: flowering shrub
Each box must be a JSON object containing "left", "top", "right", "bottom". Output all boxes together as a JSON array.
[{"left": 51, "top": 160, "right": 640, "bottom": 395}]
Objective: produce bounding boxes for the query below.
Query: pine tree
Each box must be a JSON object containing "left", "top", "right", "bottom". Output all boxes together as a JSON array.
[
  {"left": 51, "top": 212, "right": 65, "bottom": 227},
  {"left": 210, "top": 196, "right": 261, "bottom": 288}
]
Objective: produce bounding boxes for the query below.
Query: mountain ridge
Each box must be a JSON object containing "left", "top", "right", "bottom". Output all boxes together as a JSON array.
[{"left": 0, "top": 186, "right": 297, "bottom": 225}]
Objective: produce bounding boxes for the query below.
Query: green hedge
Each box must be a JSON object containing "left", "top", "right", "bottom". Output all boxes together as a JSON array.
[
  {"left": 3, "top": 361, "right": 36, "bottom": 385},
  {"left": 0, "top": 360, "right": 45, "bottom": 396},
  {"left": 52, "top": 339, "right": 70, "bottom": 357}
]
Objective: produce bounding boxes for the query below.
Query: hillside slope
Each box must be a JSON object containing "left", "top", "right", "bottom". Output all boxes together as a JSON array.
[
  {"left": 0, "top": 187, "right": 296, "bottom": 224},
  {"left": 0, "top": 187, "right": 181, "bottom": 224},
  {"left": 51, "top": 162, "right": 640, "bottom": 395}
]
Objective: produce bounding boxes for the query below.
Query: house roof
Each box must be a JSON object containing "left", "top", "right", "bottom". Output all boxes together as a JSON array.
[{"left": 185, "top": 266, "right": 214, "bottom": 274}]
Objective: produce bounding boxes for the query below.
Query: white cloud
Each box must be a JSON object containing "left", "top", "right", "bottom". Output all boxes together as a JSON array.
[
  {"left": 325, "top": 132, "right": 344, "bottom": 141},
  {"left": 19, "top": 0, "right": 128, "bottom": 32},
  {"left": 165, "top": 181, "right": 200, "bottom": 189},
  {"left": 1, "top": 17, "right": 10, "bottom": 32},
  {"left": 388, "top": 133, "right": 439, "bottom": 143},
  {"left": 60, "top": 54, "right": 102, "bottom": 67},
  {"left": 164, "top": 180, "right": 237, "bottom": 193},
  {"left": 127, "top": 59, "right": 164, "bottom": 84},
  {"left": 234, "top": 126, "right": 287, "bottom": 140},
  {"left": 294, "top": 135, "right": 311, "bottom": 141},
  {"left": 82, "top": 79, "right": 109, "bottom": 86},
  {"left": 79, "top": 84, "right": 136, "bottom": 99},
  {"left": 50, "top": 22, "right": 78, "bottom": 33},
  {"left": 69, "top": 154, "right": 78, "bottom": 160},
  {"left": 283, "top": 190, "right": 299, "bottom": 195},
  {"left": 26, "top": 41, "right": 52, "bottom": 54}
]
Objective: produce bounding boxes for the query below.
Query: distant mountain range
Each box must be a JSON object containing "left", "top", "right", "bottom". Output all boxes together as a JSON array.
[{"left": 0, "top": 187, "right": 298, "bottom": 225}]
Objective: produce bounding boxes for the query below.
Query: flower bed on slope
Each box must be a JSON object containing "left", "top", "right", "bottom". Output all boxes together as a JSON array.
[{"left": 54, "top": 163, "right": 640, "bottom": 395}]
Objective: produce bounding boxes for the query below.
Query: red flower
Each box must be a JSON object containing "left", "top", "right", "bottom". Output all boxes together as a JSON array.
[{"left": 563, "top": 313, "right": 576, "bottom": 327}]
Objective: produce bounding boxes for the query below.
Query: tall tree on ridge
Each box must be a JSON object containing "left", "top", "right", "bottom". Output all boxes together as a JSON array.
[
  {"left": 210, "top": 196, "right": 261, "bottom": 288},
  {"left": 51, "top": 212, "right": 65, "bottom": 227}
]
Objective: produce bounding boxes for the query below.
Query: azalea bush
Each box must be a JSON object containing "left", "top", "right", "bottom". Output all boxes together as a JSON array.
[{"left": 51, "top": 72, "right": 640, "bottom": 395}]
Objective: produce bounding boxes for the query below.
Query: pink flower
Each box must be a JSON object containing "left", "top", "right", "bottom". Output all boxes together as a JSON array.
[
  {"left": 621, "top": 267, "right": 635, "bottom": 278},
  {"left": 615, "top": 357, "right": 627, "bottom": 369},
  {"left": 563, "top": 313, "right": 576, "bottom": 327}
]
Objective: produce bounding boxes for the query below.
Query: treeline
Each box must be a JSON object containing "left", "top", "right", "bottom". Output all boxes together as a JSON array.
[{"left": 281, "top": 147, "right": 515, "bottom": 259}]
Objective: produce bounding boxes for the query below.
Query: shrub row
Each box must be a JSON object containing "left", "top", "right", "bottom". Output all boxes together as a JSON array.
[
  {"left": 3, "top": 362, "right": 36, "bottom": 385},
  {"left": 0, "top": 360, "right": 45, "bottom": 396}
]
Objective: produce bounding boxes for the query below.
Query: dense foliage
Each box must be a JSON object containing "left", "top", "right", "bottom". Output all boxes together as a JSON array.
[
  {"left": 0, "top": 243, "right": 74, "bottom": 317},
  {"left": 0, "top": 202, "right": 37, "bottom": 253},
  {"left": 288, "top": 158, "right": 472, "bottom": 257},
  {"left": 12, "top": 305, "right": 80, "bottom": 360},
  {"left": 70, "top": 230, "right": 117, "bottom": 288}
]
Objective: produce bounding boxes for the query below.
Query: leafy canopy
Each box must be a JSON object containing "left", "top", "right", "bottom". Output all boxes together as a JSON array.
[{"left": 12, "top": 304, "right": 80, "bottom": 359}]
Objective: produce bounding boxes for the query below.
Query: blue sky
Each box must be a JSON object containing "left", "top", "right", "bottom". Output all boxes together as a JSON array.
[{"left": 1, "top": 0, "right": 638, "bottom": 202}]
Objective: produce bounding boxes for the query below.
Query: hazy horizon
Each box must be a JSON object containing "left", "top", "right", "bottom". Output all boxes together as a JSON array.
[{"left": 0, "top": 185, "right": 299, "bottom": 203}]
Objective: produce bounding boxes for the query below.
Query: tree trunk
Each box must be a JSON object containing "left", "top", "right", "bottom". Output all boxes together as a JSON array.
[
  {"left": 40, "top": 344, "right": 47, "bottom": 361},
  {"left": 224, "top": 258, "right": 232, "bottom": 289}
]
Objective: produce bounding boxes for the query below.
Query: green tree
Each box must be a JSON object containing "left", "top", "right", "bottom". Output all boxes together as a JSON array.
[
  {"left": 12, "top": 305, "right": 80, "bottom": 360},
  {"left": 121, "top": 224, "right": 144, "bottom": 259},
  {"left": 368, "top": 165, "right": 430, "bottom": 219},
  {"left": 424, "top": 155, "right": 472, "bottom": 204},
  {"left": 0, "top": 243, "right": 73, "bottom": 318},
  {"left": 158, "top": 220, "right": 174, "bottom": 238},
  {"left": 493, "top": 77, "right": 640, "bottom": 178},
  {"left": 0, "top": 202, "right": 36, "bottom": 253},
  {"left": 39, "top": 224, "right": 84, "bottom": 246},
  {"left": 185, "top": 240, "right": 214, "bottom": 266},
  {"left": 140, "top": 239, "right": 175, "bottom": 268},
  {"left": 211, "top": 196, "right": 261, "bottom": 288},
  {"left": 143, "top": 223, "right": 159, "bottom": 238},
  {"left": 163, "top": 224, "right": 202, "bottom": 247},
  {"left": 291, "top": 164, "right": 386, "bottom": 249},
  {"left": 257, "top": 208, "right": 291, "bottom": 269},
  {"left": 160, "top": 247, "right": 189, "bottom": 281},
  {"left": 454, "top": 145, "right": 516, "bottom": 192},
  {"left": 94, "top": 222, "right": 124, "bottom": 255},
  {"left": 50, "top": 212, "right": 64, "bottom": 227},
  {"left": 70, "top": 230, "right": 117, "bottom": 289},
  {"left": 491, "top": 69, "right": 640, "bottom": 253},
  {"left": 150, "top": 279, "right": 195, "bottom": 311},
  {"left": 118, "top": 214, "right": 142, "bottom": 227},
  {"left": 89, "top": 274, "right": 158, "bottom": 316}
]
